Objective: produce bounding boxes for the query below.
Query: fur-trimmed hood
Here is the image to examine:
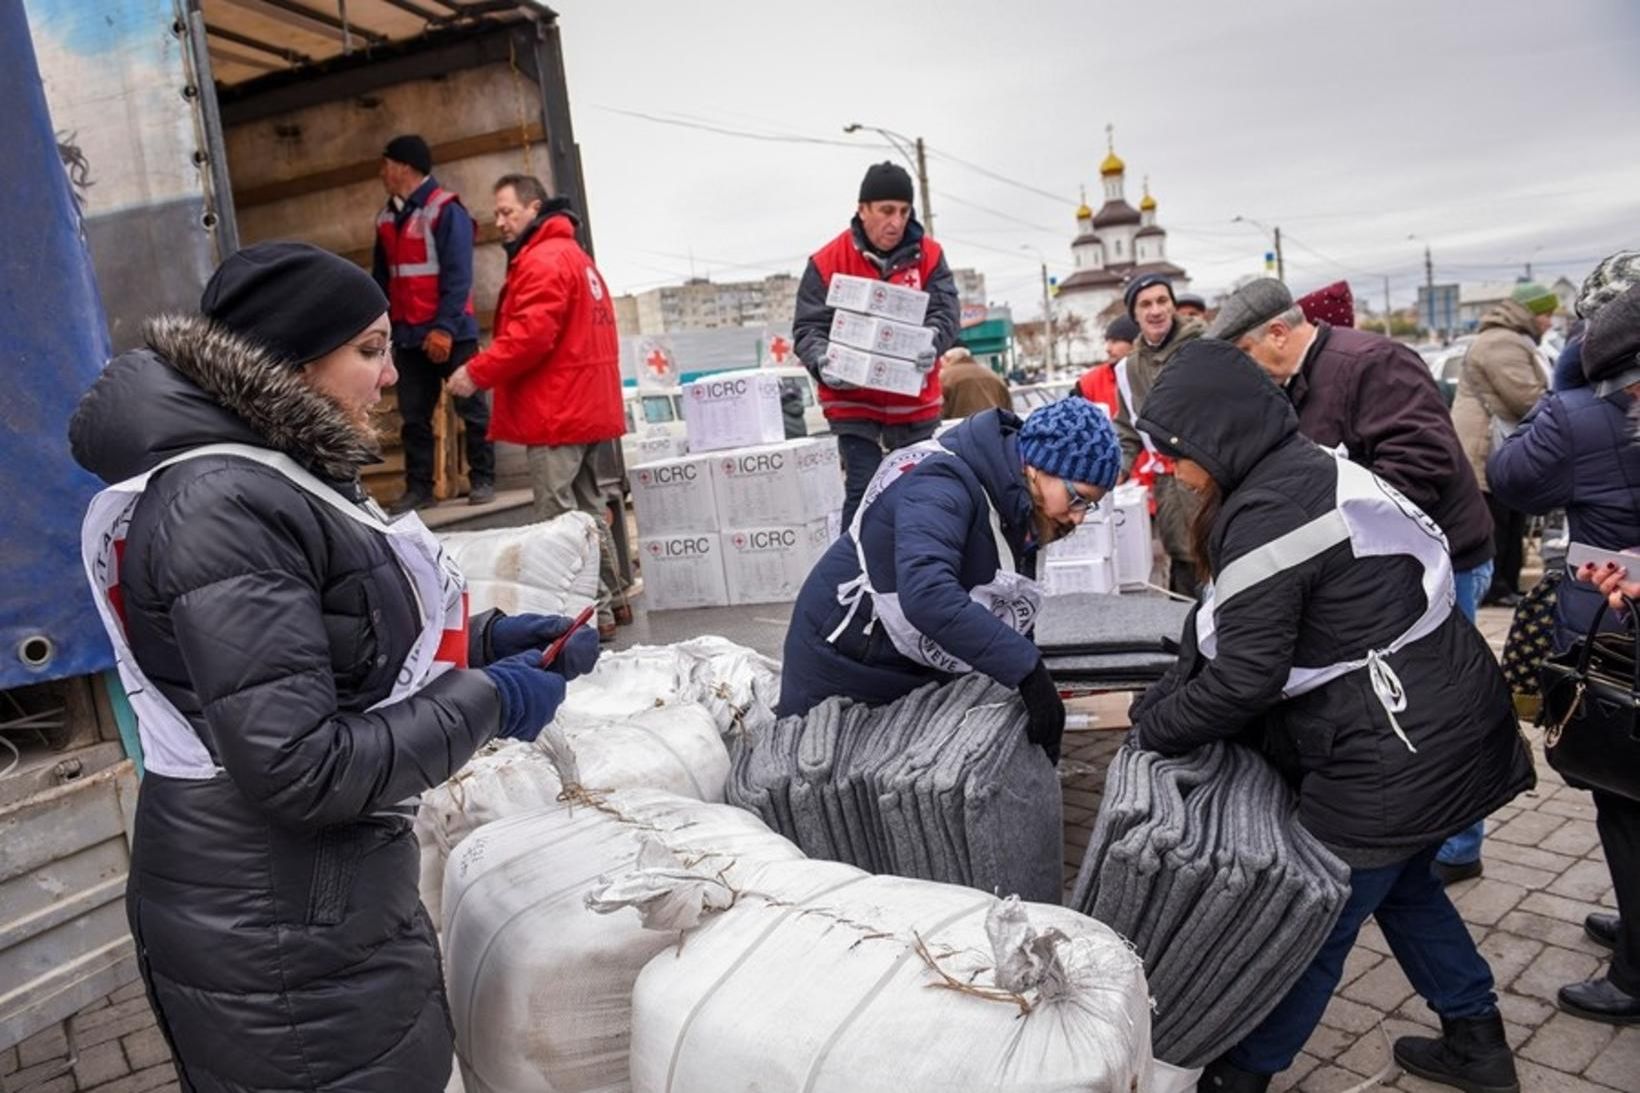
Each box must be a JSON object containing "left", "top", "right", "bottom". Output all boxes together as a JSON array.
[{"left": 71, "top": 313, "right": 380, "bottom": 485}]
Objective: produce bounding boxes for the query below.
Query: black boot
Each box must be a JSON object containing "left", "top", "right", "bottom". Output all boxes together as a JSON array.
[
  {"left": 1195, "top": 1057, "right": 1270, "bottom": 1092},
  {"left": 1585, "top": 912, "right": 1620, "bottom": 950},
  {"left": 1393, "top": 1011, "right": 1519, "bottom": 1093},
  {"left": 1559, "top": 977, "right": 1640, "bottom": 1025}
]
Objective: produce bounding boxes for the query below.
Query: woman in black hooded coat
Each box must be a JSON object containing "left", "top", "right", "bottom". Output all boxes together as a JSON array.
[{"left": 1129, "top": 340, "right": 1534, "bottom": 1093}]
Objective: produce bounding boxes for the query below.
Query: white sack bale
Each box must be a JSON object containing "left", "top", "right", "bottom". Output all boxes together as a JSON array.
[
  {"left": 416, "top": 705, "right": 731, "bottom": 929},
  {"left": 561, "top": 636, "right": 781, "bottom": 736},
  {"left": 619, "top": 872, "right": 1152, "bottom": 1093},
  {"left": 442, "top": 789, "right": 810, "bottom": 1093},
  {"left": 441, "top": 512, "right": 600, "bottom": 616}
]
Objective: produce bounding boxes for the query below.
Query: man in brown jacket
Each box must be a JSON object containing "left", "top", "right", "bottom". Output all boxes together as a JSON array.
[
  {"left": 938, "top": 347, "right": 1012, "bottom": 418},
  {"left": 1451, "top": 283, "right": 1557, "bottom": 606},
  {"left": 1112, "top": 273, "right": 1205, "bottom": 595}
]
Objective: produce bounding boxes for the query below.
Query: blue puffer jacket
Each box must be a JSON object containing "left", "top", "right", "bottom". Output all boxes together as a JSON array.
[
  {"left": 777, "top": 410, "right": 1042, "bottom": 717},
  {"left": 1488, "top": 376, "right": 1640, "bottom": 651}
]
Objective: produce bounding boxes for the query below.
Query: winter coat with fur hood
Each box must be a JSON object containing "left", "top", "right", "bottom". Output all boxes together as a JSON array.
[
  {"left": 69, "top": 316, "right": 502, "bottom": 1093},
  {"left": 1130, "top": 340, "right": 1533, "bottom": 867}
]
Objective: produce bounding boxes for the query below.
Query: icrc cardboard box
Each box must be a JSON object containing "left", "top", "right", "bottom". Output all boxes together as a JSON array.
[
  {"left": 629, "top": 453, "right": 718, "bottom": 535},
  {"left": 637, "top": 532, "right": 729, "bottom": 610},
  {"left": 1042, "top": 495, "right": 1117, "bottom": 563},
  {"left": 825, "top": 273, "right": 930, "bottom": 325},
  {"left": 822, "top": 343, "right": 926, "bottom": 397},
  {"left": 681, "top": 370, "right": 785, "bottom": 453},
  {"left": 1040, "top": 556, "right": 1118, "bottom": 597},
  {"left": 1113, "top": 484, "right": 1154, "bottom": 589},
  {"left": 829, "top": 309, "right": 936, "bottom": 360},
  {"left": 710, "top": 437, "right": 844, "bottom": 527},
  {"left": 720, "top": 520, "right": 833, "bottom": 605}
]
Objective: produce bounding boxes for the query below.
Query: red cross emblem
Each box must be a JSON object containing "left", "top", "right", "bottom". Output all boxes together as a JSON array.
[
  {"left": 768, "top": 335, "right": 791, "bottom": 364},
  {"left": 645, "top": 349, "right": 670, "bottom": 376}
]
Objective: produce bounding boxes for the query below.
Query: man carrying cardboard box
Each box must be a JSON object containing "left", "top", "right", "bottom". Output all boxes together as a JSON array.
[{"left": 793, "top": 162, "right": 962, "bottom": 527}]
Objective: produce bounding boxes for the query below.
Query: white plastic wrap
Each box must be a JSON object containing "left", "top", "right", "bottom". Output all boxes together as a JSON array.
[
  {"left": 561, "top": 636, "right": 782, "bottom": 737},
  {"left": 416, "top": 704, "right": 730, "bottom": 929},
  {"left": 440, "top": 512, "right": 600, "bottom": 617},
  {"left": 441, "top": 790, "right": 808, "bottom": 1093},
  {"left": 623, "top": 873, "right": 1153, "bottom": 1093}
]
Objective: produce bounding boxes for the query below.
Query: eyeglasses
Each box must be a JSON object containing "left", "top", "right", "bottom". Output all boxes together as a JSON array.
[{"left": 1061, "top": 477, "right": 1095, "bottom": 514}]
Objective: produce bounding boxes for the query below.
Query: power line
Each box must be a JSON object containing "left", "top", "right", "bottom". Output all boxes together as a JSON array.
[
  {"left": 592, "top": 104, "right": 892, "bottom": 150},
  {"left": 923, "top": 146, "right": 1072, "bottom": 206}
]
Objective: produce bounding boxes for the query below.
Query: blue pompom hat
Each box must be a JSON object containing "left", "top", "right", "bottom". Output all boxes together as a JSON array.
[{"left": 1017, "top": 398, "right": 1121, "bottom": 490}]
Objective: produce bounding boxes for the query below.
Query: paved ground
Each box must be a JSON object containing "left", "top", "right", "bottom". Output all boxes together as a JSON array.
[{"left": 1059, "top": 606, "right": 1637, "bottom": 1092}]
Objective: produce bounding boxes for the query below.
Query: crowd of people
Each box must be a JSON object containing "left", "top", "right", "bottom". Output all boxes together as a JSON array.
[{"left": 67, "top": 139, "right": 1639, "bottom": 1092}]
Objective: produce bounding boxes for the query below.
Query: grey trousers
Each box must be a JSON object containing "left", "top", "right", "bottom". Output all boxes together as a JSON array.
[{"left": 526, "top": 443, "right": 627, "bottom": 623}]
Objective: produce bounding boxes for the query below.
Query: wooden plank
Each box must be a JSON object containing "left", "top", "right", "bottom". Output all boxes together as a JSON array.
[
  {"left": 0, "top": 764, "right": 130, "bottom": 883},
  {"left": 235, "top": 122, "right": 545, "bottom": 208}
]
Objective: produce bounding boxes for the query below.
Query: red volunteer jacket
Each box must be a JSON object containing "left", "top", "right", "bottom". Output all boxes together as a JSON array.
[
  {"left": 799, "top": 226, "right": 957, "bottom": 426},
  {"left": 466, "top": 216, "right": 623, "bottom": 447}
]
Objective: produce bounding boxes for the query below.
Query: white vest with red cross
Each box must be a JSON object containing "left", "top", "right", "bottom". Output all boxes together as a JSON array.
[
  {"left": 376, "top": 186, "right": 475, "bottom": 327},
  {"left": 80, "top": 443, "right": 470, "bottom": 780}
]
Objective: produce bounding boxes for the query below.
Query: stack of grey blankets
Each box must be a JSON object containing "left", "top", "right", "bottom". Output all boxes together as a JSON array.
[
  {"left": 1035, "top": 592, "right": 1190, "bottom": 685},
  {"left": 726, "top": 674, "right": 1063, "bottom": 903},
  {"left": 1069, "top": 743, "right": 1351, "bottom": 1069}
]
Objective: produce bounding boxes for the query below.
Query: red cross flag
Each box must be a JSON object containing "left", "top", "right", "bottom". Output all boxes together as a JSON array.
[
  {"left": 760, "top": 328, "right": 795, "bottom": 369},
  {"left": 634, "top": 337, "right": 677, "bottom": 390}
]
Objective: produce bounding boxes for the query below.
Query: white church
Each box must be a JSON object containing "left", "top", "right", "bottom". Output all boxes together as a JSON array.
[{"left": 1054, "top": 128, "right": 1192, "bottom": 328}]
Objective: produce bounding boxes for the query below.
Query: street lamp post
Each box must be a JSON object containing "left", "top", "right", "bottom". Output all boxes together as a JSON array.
[
  {"left": 844, "top": 122, "right": 934, "bottom": 236},
  {"left": 1232, "top": 215, "right": 1284, "bottom": 282}
]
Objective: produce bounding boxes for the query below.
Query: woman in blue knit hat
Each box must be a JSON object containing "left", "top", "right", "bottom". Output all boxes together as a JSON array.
[{"left": 777, "top": 400, "right": 1121, "bottom": 763}]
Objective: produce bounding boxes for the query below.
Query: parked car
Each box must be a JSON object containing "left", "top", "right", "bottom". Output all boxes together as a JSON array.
[
  {"left": 1420, "top": 336, "right": 1476, "bottom": 408},
  {"left": 1008, "top": 379, "right": 1075, "bottom": 417}
]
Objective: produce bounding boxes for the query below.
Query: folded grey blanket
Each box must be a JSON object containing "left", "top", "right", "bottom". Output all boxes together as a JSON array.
[
  {"left": 726, "top": 674, "right": 1063, "bottom": 902},
  {"left": 1071, "top": 742, "right": 1351, "bottom": 1069}
]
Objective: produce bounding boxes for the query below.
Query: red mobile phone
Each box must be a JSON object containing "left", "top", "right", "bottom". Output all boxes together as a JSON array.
[{"left": 541, "top": 605, "right": 597, "bottom": 668}]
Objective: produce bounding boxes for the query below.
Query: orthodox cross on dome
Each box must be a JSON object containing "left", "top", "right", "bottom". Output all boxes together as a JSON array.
[{"left": 1105, "top": 122, "right": 1114, "bottom": 153}]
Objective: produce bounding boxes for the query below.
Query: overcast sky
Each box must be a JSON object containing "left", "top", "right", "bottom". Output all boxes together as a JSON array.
[{"left": 552, "top": 0, "right": 1640, "bottom": 318}]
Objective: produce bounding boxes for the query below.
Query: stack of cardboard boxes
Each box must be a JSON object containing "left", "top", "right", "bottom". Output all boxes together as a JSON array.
[
  {"left": 821, "top": 274, "right": 934, "bottom": 396},
  {"left": 630, "top": 371, "right": 844, "bottom": 609},
  {"left": 1039, "top": 483, "right": 1154, "bottom": 595}
]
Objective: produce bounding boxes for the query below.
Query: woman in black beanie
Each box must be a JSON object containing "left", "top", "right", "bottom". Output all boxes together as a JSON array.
[{"left": 69, "top": 242, "right": 585, "bottom": 1091}]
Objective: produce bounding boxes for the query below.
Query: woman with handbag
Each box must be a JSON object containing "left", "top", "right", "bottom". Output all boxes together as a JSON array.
[
  {"left": 1529, "top": 275, "right": 1640, "bottom": 1026},
  {"left": 1127, "top": 340, "right": 1534, "bottom": 1092}
]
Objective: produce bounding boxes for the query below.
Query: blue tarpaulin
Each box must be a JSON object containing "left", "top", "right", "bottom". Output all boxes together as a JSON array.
[{"left": 0, "top": 2, "right": 116, "bottom": 688}]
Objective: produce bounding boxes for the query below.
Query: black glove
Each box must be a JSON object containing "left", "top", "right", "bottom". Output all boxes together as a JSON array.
[
  {"left": 1018, "top": 659, "right": 1065, "bottom": 765},
  {"left": 481, "top": 650, "right": 568, "bottom": 742},
  {"left": 489, "top": 612, "right": 600, "bottom": 680}
]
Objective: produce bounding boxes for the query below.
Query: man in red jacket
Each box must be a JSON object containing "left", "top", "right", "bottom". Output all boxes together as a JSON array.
[
  {"left": 792, "top": 162, "right": 963, "bottom": 527},
  {"left": 448, "top": 174, "right": 629, "bottom": 638}
]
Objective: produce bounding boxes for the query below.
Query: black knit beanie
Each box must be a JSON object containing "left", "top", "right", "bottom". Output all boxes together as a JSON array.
[
  {"left": 859, "top": 161, "right": 915, "bottom": 204},
  {"left": 383, "top": 134, "right": 432, "bottom": 175},
  {"left": 201, "top": 242, "right": 389, "bottom": 366}
]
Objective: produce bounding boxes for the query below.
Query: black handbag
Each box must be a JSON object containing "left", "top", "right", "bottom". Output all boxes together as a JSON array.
[{"left": 1539, "top": 595, "right": 1640, "bottom": 802}]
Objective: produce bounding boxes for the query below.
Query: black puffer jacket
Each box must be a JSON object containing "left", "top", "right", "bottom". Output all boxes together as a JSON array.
[
  {"left": 1131, "top": 340, "right": 1533, "bottom": 866},
  {"left": 70, "top": 315, "right": 501, "bottom": 1092}
]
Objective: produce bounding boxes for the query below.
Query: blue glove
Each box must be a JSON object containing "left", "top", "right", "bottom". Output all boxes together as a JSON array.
[
  {"left": 489, "top": 612, "right": 601, "bottom": 680},
  {"left": 481, "top": 650, "right": 568, "bottom": 742}
]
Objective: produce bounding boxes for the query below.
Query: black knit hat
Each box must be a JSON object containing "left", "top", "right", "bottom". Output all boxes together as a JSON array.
[
  {"left": 1104, "top": 315, "right": 1140, "bottom": 342},
  {"left": 201, "top": 242, "right": 389, "bottom": 366},
  {"left": 383, "top": 134, "right": 432, "bottom": 175},
  {"left": 1123, "top": 272, "right": 1176, "bottom": 317},
  {"left": 859, "top": 161, "right": 915, "bottom": 204}
]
